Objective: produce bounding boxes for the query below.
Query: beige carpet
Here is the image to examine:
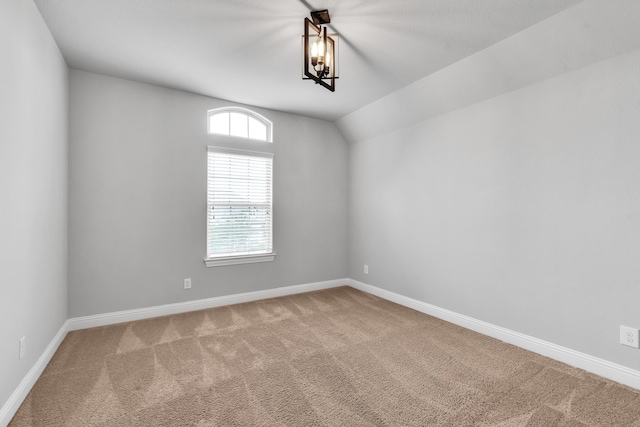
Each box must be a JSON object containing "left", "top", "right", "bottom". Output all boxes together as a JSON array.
[{"left": 9, "top": 287, "right": 640, "bottom": 426}]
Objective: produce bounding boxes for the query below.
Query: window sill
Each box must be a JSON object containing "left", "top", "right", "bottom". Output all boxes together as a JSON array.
[{"left": 204, "top": 253, "right": 276, "bottom": 267}]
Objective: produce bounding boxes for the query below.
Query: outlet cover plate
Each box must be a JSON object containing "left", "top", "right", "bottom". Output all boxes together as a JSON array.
[{"left": 620, "top": 325, "right": 639, "bottom": 348}]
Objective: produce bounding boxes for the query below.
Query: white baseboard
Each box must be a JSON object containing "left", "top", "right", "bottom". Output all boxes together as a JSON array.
[
  {"left": 348, "top": 279, "right": 640, "bottom": 390},
  {"left": 67, "top": 278, "right": 348, "bottom": 331},
  {"left": 0, "top": 321, "right": 69, "bottom": 427}
]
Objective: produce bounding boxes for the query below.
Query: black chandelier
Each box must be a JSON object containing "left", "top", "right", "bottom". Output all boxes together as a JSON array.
[{"left": 303, "top": 10, "right": 338, "bottom": 92}]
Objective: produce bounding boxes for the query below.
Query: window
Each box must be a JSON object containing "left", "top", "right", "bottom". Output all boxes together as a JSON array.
[
  {"left": 205, "top": 108, "right": 275, "bottom": 267},
  {"left": 208, "top": 107, "right": 272, "bottom": 142}
]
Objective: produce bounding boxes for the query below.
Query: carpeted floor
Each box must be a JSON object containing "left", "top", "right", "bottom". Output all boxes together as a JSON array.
[{"left": 9, "top": 287, "right": 640, "bottom": 426}]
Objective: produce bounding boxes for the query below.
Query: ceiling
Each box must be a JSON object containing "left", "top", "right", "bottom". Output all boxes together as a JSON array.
[{"left": 34, "top": 0, "right": 584, "bottom": 121}]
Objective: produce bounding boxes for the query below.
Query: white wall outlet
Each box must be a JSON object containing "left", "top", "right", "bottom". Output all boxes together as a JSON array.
[
  {"left": 184, "top": 278, "right": 192, "bottom": 289},
  {"left": 19, "top": 336, "right": 25, "bottom": 360},
  {"left": 620, "top": 325, "right": 639, "bottom": 348},
  {"left": 364, "top": 264, "right": 369, "bottom": 274}
]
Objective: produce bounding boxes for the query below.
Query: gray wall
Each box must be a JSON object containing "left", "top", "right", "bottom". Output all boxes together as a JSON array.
[
  {"left": 68, "top": 70, "right": 348, "bottom": 317},
  {"left": 343, "top": 46, "right": 640, "bottom": 371},
  {"left": 0, "top": 0, "right": 68, "bottom": 409}
]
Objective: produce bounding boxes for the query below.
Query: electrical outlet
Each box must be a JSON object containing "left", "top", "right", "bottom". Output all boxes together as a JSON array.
[
  {"left": 184, "top": 278, "right": 192, "bottom": 289},
  {"left": 19, "top": 336, "right": 25, "bottom": 360},
  {"left": 620, "top": 325, "right": 639, "bottom": 348},
  {"left": 364, "top": 264, "right": 369, "bottom": 274}
]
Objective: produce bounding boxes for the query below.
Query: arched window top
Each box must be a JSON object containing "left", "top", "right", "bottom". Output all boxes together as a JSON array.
[{"left": 207, "top": 107, "right": 272, "bottom": 142}]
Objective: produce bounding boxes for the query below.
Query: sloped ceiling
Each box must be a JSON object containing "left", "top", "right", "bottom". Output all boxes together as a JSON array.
[
  {"left": 337, "top": 0, "right": 640, "bottom": 142},
  {"left": 35, "top": 0, "right": 584, "bottom": 121}
]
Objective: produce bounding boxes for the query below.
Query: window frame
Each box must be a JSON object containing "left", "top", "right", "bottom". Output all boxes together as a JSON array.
[
  {"left": 207, "top": 107, "right": 273, "bottom": 143},
  {"left": 204, "top": 108, "right": 276, "bottom": 268}
]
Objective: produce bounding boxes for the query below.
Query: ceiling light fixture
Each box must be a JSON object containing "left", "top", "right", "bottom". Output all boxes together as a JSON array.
[{"left": 303, "top": 10, "right": 338, "bottom": 92}]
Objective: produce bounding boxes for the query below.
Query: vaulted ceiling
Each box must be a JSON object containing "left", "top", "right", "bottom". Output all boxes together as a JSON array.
[{"left": 35, "top": 0, "right": 584, "bottom": 121}]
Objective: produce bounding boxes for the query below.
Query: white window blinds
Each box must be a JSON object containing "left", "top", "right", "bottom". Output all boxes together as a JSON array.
[{"left": 207, "top": 147, "right": 273, "bottom": 259}]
